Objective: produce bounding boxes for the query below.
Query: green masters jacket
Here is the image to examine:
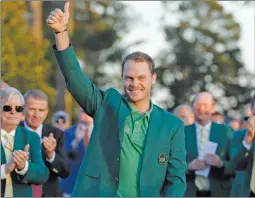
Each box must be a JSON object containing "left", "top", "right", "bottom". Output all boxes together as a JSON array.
[
  {"left": 184, "top": 122, "right": 234, "bottom": 197},
  {"left": 230, "top": 129, "right": 254, "bottom": 197},
  {"left": 53, "top": 45, "right": 187, "bottom": 197},
  {"left": 1, "top": 126, "right": 49, "bottom": 197}
]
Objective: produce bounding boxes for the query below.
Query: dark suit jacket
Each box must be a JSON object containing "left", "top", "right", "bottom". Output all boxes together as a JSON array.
[
  {"left": 1, "top": 126, "right": 49, "bottom": 197},
  {"left": 230, "top": 129, "right": 254, "bottom": 197},
  {"left": 20, "top": 122, "right": 70, "bottom": 197},
  {"left": 184, "top": 122, "right": 234, "bottom": 197},
  {"left": 53, "top": 45, "right": 187, "bottom": 197}
]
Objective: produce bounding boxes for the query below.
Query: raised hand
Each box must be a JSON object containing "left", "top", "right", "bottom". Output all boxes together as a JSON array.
[
  {"left": 13, "top": 144, "right": 30, "bottom": 170},
  {"left": 244, "top": 115, "right": 255, "bottom": 144},
  {"left": 46, "top": 1, "right": 70, "bottom": 32},
  {"left": 42, "top": 133, "right": 57, "bottom": 159},
  {"left": 5, "top": 156, "right": 16, "bottom": 174}
]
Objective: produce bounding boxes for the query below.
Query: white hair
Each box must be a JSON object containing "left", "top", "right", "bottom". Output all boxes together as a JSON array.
[{"left": 0, "top": 87, "right": 25, "bottom": 111}]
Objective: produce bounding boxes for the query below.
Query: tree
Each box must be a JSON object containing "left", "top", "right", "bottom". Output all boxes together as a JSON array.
[
  {"left": 156, "top": 1, "right": 254, "bottom": 118},
  {"left": 1, "top": 2, "right": 55, "bottom": 105}
]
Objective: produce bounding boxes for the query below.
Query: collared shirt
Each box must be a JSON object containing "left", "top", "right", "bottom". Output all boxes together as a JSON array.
[
  {"left": 117, "top": 101, "right": 153, "bottom": 197},
  {"left": 24, "top": 121, "right": 43, "bottom": 138},
  {"left": 1, "top": 128, "right": 29, "bottom": 179},
  {"left": 24, "top": 121, "right": 55, "bottom": 162}
]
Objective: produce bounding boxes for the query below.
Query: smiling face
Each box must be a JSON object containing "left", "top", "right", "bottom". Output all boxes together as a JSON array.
[
  {"left": 193, "top": 92, "right": 215, "bottom": 125},
  {"left": 122, "top": 60, "right": 156, "bottom": 107},
  {"left": 24, "top": 96, "right": 48, "bottom": 130}
]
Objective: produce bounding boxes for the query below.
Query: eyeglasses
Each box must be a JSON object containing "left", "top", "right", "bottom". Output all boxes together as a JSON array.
[{"left": 3, "top": 105, "right": 24, "bottom": 113}]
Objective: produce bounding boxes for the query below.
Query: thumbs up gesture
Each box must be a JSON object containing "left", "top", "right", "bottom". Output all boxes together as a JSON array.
[
  {"left": 46, "top": 0, "right": 70, "bottom": 32},
  {"left": 13, "top": 144, "right": 30, "bottom": 171}
]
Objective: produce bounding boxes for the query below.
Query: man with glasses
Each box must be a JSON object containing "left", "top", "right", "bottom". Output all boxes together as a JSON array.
[
  {"left": 1, "top": 87, "right": 49, "bottom": 197},
  {"left": 185, "top": 92, "right": 234, "bottom": 197},
  {"left": 20, "top": 89, "right": 70, "bottom": 197},
  {"left": 230, "top": 94, "right": 255, "bottom": 197}
]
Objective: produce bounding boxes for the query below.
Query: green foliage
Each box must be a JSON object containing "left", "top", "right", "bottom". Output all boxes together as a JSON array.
[
  {"left": 158, "top": 1, "right": 254, "bottom": 117},
  {"left": 1, "top": 2, "right": 55, "bottom": 103}
]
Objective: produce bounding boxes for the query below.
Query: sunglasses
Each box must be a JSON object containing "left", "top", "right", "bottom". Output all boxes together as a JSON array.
[{"left": 3, "top": 105, "right": 24, "bottom": 113}]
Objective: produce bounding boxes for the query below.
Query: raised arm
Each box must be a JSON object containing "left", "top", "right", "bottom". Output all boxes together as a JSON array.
[
  {"left": 46, "top": 1, "right": 105, "bottom": 117},
  {"left": 46, "top": 1, "right": 70, "bottom": 51}
]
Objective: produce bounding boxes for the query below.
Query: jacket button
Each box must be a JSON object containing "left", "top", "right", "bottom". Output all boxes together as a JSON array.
[
  {"left": 117, "top": 158, "right": 120, "bottom": 161},
  {"left": 115, "top": 177, "right": 119, "bottom": 182}
]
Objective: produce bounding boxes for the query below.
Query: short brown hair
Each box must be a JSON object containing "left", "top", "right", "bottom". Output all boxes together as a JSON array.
[
  {"left": 23, "top": 89, "right": 48, "bottom": 104},
  {"left": 121, "top": 51, "right": 155, "bottom": 77}
]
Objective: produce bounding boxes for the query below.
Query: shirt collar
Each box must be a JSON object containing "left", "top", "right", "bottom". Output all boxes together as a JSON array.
[
  {"left": 195, "top": 121, "right": 212, "bottom": 132},
  {"left": 1, "top": 128, "right": 16, "bottom": 137},
  {"left": 24, "top": 121, "right": 43, "bottom": 136},
  {"left": 128, "top": 100, "right": 153, "bottom": 120}
]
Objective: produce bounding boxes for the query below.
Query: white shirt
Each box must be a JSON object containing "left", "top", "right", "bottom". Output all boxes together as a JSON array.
[
  {"left": 195, "top": 121, "right": 212, "bottom": 154},
  {"left": 1, "top": 128, "right": 29, "bottom": 179},
  {"left": 24, "top": 121, "right": 55, "bottom": 162}
]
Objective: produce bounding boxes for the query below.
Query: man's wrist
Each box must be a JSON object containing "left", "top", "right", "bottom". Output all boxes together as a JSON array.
[{"left": 54, "top": 27, "right": 68, "bottom": 34}]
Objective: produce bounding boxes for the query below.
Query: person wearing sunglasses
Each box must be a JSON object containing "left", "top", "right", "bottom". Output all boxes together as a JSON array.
[
  {"left": 20, "top": 89, "right": 70, "bottom": 197},
  {"left": 230, "top": 94, "right": 255, "bottom": 197},
  {"left": 0, "top": 87, "right": 49, "bottom": 197}
]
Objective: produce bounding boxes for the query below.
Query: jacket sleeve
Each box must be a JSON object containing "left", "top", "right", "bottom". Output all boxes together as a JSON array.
[
  {"left": 162, "top": 121, "right": 187, "bottom": 197},
  {"left": 230, "top": 130, "right": 252, "bottom": 170},
  {"left": 53, "top": 44, "right": 105, "bottom": 118}
]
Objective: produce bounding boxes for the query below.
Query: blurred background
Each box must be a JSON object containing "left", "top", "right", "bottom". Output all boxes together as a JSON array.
[{"left": 1, "top": 1, "right": 254, "bottom": 124}]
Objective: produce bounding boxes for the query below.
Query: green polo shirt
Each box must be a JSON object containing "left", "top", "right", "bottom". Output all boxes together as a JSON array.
[{"left": 116, "top": 102, "right": 153, "bottom": 197}]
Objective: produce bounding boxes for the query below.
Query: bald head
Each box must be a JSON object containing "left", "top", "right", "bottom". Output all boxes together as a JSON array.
[
  {"left": 173, "top": 104, "right": 195, "bottom": 125},
  {"left": 193, "top": 92, "right": 215, "bottom": 125},
  {"left": 193, "top": 92, "right": 215, "bottom": 105}
]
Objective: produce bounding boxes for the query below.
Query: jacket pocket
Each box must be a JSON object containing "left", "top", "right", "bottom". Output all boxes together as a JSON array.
[{"left": 84, "top": 168, "right": 100, "bottom": 178}]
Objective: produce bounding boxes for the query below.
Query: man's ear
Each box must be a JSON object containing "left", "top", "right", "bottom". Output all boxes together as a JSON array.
[{"left": 152, "top": 73, "right": 157, "bottom": 84}]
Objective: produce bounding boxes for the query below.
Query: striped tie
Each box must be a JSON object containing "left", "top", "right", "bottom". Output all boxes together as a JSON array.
[
  {"left": 250, "top": 152, "right": 255, "bottom": 194},
  {"left": 4, "top": 134, "right": 14, "bottom": 197},
  {"left": 195, "top": 127, "right": 210, "bottom": 191}
]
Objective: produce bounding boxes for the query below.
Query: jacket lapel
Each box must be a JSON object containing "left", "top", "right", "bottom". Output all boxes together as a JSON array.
[
  {"left": 209, "top": 122, "right": 220, "bottom": 154},
  {"left": 41, "top": 124, "right": 49, "bottom": 138},
  {"left": 191, "top": 125, "right": 199, "bottom": 158},
  {"left": 141, "top": 106, "right": 161, "bottom": 167},
  {"left": 118, "top": 98, "right": 130, "bottom": 144},
  {"left": 1, "top": 144, "right": 6, "bottom": 164},
  {"left": 13, "top": 126, "right": 24, "bottom": 151}
]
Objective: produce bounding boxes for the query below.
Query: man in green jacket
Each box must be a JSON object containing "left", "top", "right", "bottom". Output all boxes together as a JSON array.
[
  {"left": 1, "top": 87, "right": 49, "bottom": 197},
  {"left": 184, "top": 92, "right": 234, "bottom": 197},
  {"left": 230, "top": 95, "right": 255, "bottom": 197},
  {"left": 46, "top": 1, "right": 187, "bottom": 197}
]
